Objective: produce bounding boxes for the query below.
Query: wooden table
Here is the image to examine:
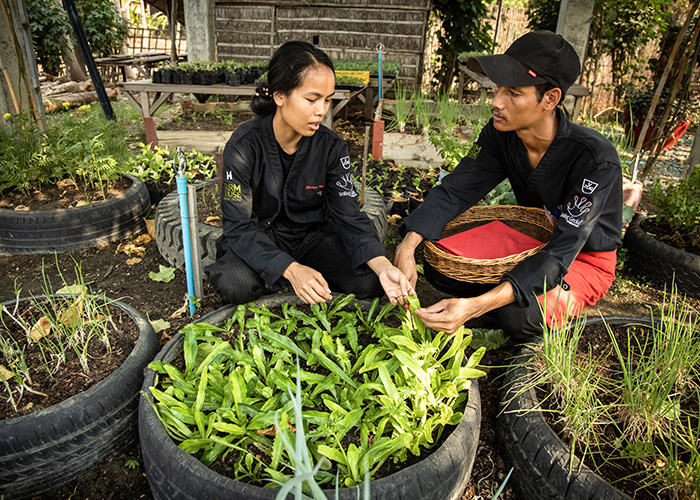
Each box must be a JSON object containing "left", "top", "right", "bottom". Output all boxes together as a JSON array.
[
  {"left": 95, "top": 52, "right": 171, "bottom": 82},
  {"left": 457, "top": 64, "right": 590, "bottom": 121},
  {"left": 119, "top": 80, "right": 361, "bottom": 145}
]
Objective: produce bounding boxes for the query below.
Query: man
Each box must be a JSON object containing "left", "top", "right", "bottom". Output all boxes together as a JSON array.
[{"left": 394, "top": 30, "right": 622, "bottom": 340}]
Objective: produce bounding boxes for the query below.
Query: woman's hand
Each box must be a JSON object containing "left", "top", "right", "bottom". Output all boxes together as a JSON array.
[
  {"left": 393, "top": 231, "right": 424, "bottom": 290},
  {"left": 282, "top": 262, "right": 332, "bottom": 304},
  {"left": 367, "top": 257, "right": 415, "bottom": 306}
]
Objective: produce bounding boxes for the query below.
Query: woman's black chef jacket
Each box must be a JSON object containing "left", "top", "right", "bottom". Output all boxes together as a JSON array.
[
  {"left": 220, "top": 113, "right": 385, "bottom": 287},
  {"left": 400, "top": 108, "right": 623, "bottom": 307}
]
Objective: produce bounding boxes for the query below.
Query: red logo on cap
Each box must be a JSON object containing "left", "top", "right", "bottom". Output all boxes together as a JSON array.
[{"left": 528, "top": 69, "right": 537, "bottom": 78}]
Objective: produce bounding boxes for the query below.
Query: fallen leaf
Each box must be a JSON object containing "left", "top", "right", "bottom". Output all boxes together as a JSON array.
[
  {"left": 205, "top": 216, "right": 221, "bottom": 223},
  {"left": 257, "top": 426, "right": 277, "bottom": 437},
  {"left": 74, "top": 200, "right": 89, "bottom": 207},
  {"left": 149, "top": 265, "right": 176, "bottom": 283},
  {"left": 134, "top": 233, "right": 152, "bottom": 245},
  {"left": 29, "top": 316, "right": 51, "bottom": 341},
  {"left": 14, "top": 205, "right": 29, "bottom": 211},
  {"left": 58, "top": 294, "right": 85, "bottom": 327},
  {"left": 150, "top": 318, "right": 171, "bottom": 333},
  {"left": 116, "top": 243, "right": 146, "bottom": 256},
  {"left": 126, "top": 257, "right": 143, "bottom": 266},
  {"left": 144, "top": 219, "right": 156, "bottom": 238},
  {"left": 169, "top": 297, "right": 189, "bottom": 318},
  {"left": 0, "top": 364, "right": 14, "bottom": 382}
]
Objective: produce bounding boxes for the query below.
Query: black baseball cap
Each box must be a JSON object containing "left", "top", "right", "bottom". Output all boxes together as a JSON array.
[{"left": 467, "top": 30, "right": 580, "bottom": 97}]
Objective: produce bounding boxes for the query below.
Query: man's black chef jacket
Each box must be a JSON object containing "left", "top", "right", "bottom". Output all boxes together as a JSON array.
[
  {"left": 400, "top": 108, "right": 623, "bottom": 307},
  {"left": 221, "top": 113, "right": 385, "bottom": 286}
]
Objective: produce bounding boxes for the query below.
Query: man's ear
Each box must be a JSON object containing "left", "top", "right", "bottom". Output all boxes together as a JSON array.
[{"left": 544, "top": 88, "right": 562, "bottom": 110}]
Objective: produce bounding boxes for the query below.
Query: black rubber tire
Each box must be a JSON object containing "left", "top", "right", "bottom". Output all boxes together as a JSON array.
[
  {"left": 139, "top": 294, "right": 481, "bottom": 500},
  {"left": 624, "top": 213, "right": 700, "bottom": 298},
  {"left": 155, "top": 180, "right": 389, "bottom": 269},
  {"left": 0, "top": 296, "right": 159, "bottom": 500},
  {"left": 0, "top": 174, "right": 151, "bottom": 256},
  {"left": 496, "top": 316, "right": 653, "bottom": 500}
]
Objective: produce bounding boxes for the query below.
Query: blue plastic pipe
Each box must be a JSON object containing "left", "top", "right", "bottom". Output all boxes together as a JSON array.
[
  {"left": 378, "top": 50, "right": 383, "bottom": 101},
  {"left": 176, "top": 174, "right": 196, "bottom": 315}
]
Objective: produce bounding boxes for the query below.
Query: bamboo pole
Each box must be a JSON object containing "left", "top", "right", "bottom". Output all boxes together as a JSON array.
[{"left": 632, "top": 0, "right": 699, "bottom": 181}]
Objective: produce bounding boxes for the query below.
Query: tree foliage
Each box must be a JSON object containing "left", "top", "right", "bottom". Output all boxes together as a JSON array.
[
  {"left": 433, "top": 0, "right": 494, "bottom": 94},
  {"left": 526, "top": 0, "right": 673, "bottom": 97},
  {"left": 26, "top": 0, "right": 129, "bottom": 75},
  {"left": 26, "top": 0, "right": 71, "bottom": 76}
]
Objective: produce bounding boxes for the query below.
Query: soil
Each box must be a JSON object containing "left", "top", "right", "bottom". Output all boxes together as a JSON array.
[
  {"left": 0, "top": 95, "right": 697, "bottom": 499},
  {"left": 0, "top": 176, "right": 132, "bottom": 211}
]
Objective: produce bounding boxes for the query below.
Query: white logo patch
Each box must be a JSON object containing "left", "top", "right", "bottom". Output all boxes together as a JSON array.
[
  {"left": 582, "top": 178, "right": 598, "bottom": 194},
  {"left": 336, "top": 173, "right": 357, "bottom": 197},
  {"left": 340, "top": 156, "right": 351, "bottom": 170},
  {"left": 567, "top": 195, "right": 592, "bottom": 218},
  {"left": 226, "top": 171, "right": 232, "bottom": 181}
]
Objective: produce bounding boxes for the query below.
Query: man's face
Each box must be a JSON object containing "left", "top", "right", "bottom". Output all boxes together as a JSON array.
[{"left": 490, "top": 85, "right": 552, "bottom": 133}]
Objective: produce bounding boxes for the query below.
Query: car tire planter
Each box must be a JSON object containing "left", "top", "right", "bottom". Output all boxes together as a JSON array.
[
  {"left": 0, "top": 296, "right": 159, "bottom": 500},
  {"left": 623, "top": 214, "right": 700, "bottom": 299},
  {"left": 0, "top": 174, "right": 151, "bottom": 256},
  {"left": 496, "top": 316, "right": 651, "bottom": 500},
  {"left": 155, "top": 179, "right": 389, "bottom": 269},
  {"left": 139, "top": 294, "right": 481, "bottom": 500}
]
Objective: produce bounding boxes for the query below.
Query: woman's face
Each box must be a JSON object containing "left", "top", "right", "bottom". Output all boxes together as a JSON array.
[{"left": 273, "top": 64, "right": 335, "bottom": 139}]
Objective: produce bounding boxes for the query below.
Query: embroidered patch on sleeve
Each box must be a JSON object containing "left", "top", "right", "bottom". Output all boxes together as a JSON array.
[
  {"left": 340, "top": 156, "right": 351, "bottom": 170},
  {"left": 336, "top": 173, "right": 357, "bottom": 197},
  {"left": 582, "top": 178, "right": 598, "bottom": 194},
  {"left": 223, "top": 183, "right": 242, "bottom": 202},
  {"left": 466, "top": 143, "right": 481, "bottom": 160}
]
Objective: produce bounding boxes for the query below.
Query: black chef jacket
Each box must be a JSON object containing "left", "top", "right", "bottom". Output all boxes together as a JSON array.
[
  {"left": 220, "top": 113, "right": 386, "bottom": 287},
  {"left": 400, "top": 108, "right": 623, "bottom": 307}
]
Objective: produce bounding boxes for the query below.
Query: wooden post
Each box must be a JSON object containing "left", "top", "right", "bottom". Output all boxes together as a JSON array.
[{"left": 372, "top": 119, "right": 384, "bottom": 160}]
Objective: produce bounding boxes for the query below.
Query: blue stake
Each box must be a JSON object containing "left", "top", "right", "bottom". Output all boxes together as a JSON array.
[
  {"left": 175, "top": 148, "right": 196, "bottom": 315},
  {"left": 377, "top": 43, "right": 384, "bottom": 102}
]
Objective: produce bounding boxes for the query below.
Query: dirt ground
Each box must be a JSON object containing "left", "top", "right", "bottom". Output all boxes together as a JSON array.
[{"left": 1, "top": 95, "right": 698, "bottom": 500}]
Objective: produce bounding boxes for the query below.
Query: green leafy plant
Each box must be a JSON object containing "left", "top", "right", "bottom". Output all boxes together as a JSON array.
[
  {"left": 649, "top": 166, "right": 700, "bottom": 231},
  {"left": 127, "top": 143, "right": 216, "bottom": 187},
  {"left": 428, "top": 128, "right": 470, "bottom": 172},
  {"left": 0, "top": 108, "right": 129, "bottom": 195},
  {"left": 146, "top": 294, "right": 486, "bottom": 489}
]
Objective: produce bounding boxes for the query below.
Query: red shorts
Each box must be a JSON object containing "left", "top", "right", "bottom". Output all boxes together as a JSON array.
[{"left": 537, "top": 250, "right": 617, "bottom": 329}]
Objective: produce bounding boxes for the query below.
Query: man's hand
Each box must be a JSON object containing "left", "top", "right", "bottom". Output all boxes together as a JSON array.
[
  {"left": 282, "top": 262, "right": 332, "bottom": 304},
  {"left": 415, "top": 298, "right": 476, "bottom": 334},
  {"left": 367, "top": 257, "right": 415, "bottom": 306},
  {"left": 393, "top": 231, "right": 424, "bottom": 289},
  {"left": 416, "top": 282, "right": 517, "bottom": 334}
]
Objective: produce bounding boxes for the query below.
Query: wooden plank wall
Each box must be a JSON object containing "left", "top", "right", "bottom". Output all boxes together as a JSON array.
[{"left": 215, "top": 1, "right": 432, "bottom": 85}]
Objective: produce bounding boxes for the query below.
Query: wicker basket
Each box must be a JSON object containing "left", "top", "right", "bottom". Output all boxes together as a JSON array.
[{"left": 423, "top": 205, "right": 553, "bottom": 284}]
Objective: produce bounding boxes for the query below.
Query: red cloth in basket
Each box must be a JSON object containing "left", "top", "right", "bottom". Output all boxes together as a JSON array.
[{"left": 433, "top": 220, "right": 544, "bottom": 259}]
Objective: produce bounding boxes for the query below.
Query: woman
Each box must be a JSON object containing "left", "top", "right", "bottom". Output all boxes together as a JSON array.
[{"left": 206, "top": 41, "right": 411, "bottom": 306}]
